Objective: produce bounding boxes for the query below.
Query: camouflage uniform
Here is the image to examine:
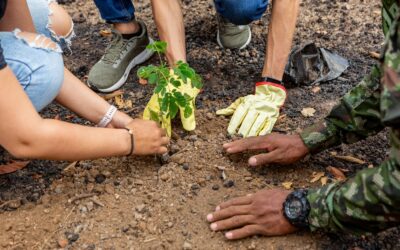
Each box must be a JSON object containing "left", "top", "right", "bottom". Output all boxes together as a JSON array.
[{"left": 301, "top": 0, "right": 400, "bottom": 233}]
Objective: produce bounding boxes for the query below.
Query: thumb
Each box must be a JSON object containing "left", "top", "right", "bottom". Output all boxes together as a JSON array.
[
  {"left": 216, "top": 97, "right": 244, "bottom": 116},
  {"left": 248, "top": 151, "right": 280, "bottom": 167}
]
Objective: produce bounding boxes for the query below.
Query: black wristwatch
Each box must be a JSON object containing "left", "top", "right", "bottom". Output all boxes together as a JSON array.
[{"left": 282, "top": 189, "right": 311, "bottom": 228}]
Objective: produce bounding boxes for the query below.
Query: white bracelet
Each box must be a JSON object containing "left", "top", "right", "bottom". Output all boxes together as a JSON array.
[{"left": 97, "top": 105, "right": 118, "bottom": 128}]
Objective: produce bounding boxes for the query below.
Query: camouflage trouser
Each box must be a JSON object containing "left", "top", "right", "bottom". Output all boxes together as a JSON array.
[{"left": 302, "top": 8, "right": 400, "bottom": 233}]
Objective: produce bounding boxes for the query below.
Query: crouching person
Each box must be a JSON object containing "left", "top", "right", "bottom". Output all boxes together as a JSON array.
[{"left": 0, "top": 0, "right": 169, "bottom": 161}]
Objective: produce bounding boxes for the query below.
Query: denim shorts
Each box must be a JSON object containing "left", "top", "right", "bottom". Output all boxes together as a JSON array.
[{"left": 0, "top": 0, "right": 74, "bottom": 111}]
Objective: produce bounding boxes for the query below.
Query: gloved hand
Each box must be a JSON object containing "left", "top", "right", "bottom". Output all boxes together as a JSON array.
[
  {"left": 216, "top": 81, "right": 286, "bottom": 137},
  {"left": 143, "top": 70, "right": 200, "bottom": 137}
]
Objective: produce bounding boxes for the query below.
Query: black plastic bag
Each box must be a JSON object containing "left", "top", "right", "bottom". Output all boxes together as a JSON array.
[{"left": 283, "top": 42, "right": 349, "bottom": 86}]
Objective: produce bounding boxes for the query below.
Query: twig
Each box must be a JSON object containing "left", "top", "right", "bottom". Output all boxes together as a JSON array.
[
  {"left": 90, "top": 197, "right": 105, "bottom": 207},
  {"left": 143, "top": 237, "right": 157, "bottom": 243},
  {"left": 102, "top": 90, "right": 124, "bottom": 100},
  {"left": 0, "top": 200, "right": 14, "bottom": 209},
  {"left": 68, "top": 193, "right": 95, "bottom": 204}
]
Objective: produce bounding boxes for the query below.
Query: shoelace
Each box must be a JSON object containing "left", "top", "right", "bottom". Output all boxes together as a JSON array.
[{"left": 102, "top": 31, "right": 128, "bottom": 64}]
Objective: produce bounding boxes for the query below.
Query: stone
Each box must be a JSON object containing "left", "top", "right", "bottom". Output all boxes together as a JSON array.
[
  {"left": 206, "top": 112, "right": 213, "bottom": 120},
  {"left": 8, "top": 199, "right": 21, "bottom": 209},
  {"left": 65, "top": 232, "right": 79, "bottom": 243},
  {"left": 95, "top": 174, "right": 106, "bottom": 184},
  {"left": 190, "top": 184, "right": 200, "bottom": 190},
  {"left": 182, "top": 163, "right": 189, "bottom": 171},
  {"left": 212, "top": 184, "right": 220, "bottom": 191},
  {"left": 135, "top": 204, "right": 146, "bottom": 213},
  {"left": 160, "top": 173, "right": 169, "bottom": 182},
  {"left": 57, "top": 236, "right": 68, "bottom": 248},
  {"left": 183, "top": 241, "right": 192, "bottom": 250},
  {"left": 86, "top": 183, "right": 94, "bottom": 193},
  {"left": 223, "top": 180, "right": 235, "bottom": 188},
  {"left": 104, "top": 184, "right": 115, "bottom": 195}
]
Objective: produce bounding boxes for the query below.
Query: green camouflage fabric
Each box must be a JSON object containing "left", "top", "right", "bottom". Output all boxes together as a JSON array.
[{"left": 302, "top": 1, "right": 400, "bottom": 233}]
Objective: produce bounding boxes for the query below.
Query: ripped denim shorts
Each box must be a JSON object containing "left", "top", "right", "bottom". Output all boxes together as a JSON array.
[{"left": 0, "top": 0, "right": 75, "bottom": 111}]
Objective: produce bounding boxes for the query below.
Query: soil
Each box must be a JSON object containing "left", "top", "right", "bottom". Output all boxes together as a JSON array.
[{"left": 1, "top": 0, "right": 399, "bottom": 249}]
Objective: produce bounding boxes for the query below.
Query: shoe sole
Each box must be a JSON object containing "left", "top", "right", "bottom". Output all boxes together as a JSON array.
[
  {"left": 94, "top": 38, "right": 155, "bottom": 93},
  {"left": 217, "top": 26, "right": 252, "bottom": 50}
]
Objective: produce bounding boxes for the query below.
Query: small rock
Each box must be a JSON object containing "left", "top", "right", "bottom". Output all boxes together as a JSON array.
[
  {"left": 7, "top": 199, "right": 21, "bottom": 209},
  {"left": 72, "top": 13, "right": 86, "bottom": 23},
  {"left": 160, "top": 153, "right": 170, "bottom": 164},
  {"left": 95, "top": 174, "right": 106, "bottom": 184},
  {"left": 183, "top": 241, "right": 192, "bottom": 250},
  {"left": 188, "top": 135, "right": 198, "bottom": 142},
  {"left": 102, "top": 170, "right": 112, "bottom": 177},
  {"left": 104, "top": 184, "right": 115, "bottom": 194},
  {"left": 160, "top": 173, "right": 170, "bottom": 182},
  {"left": 170, "top": 153, "right": 184, "bottom": 164},
  {"left": 86, "top": 183, "right": 94, "bottom": 193},
  {"left": 212, "top": 184, "right": 220, "bottom": 191},
  {"left": 135, "top": 179, "right": 144, "bottom": 186},
  {"left": 170, "top": 144, "right": 180, "bottom": 154},
  {"left": 190, "top": 184, "right": 200, "bottom": 190},
  {"left": 167, "top": 222, "right": 174, "bottom": 228},
  {"left": 182, "top": 163, "right": 189, "bottom": 171},
  {"left": 57, "top": 236, "right": 69, "bottom": 248},
  {"left": 206, "top": 112, "right": 213, "bottom": 120},
  {"left": 65, "top": 232, "right": 79, "bottom": 243},
  {"left": 135, "top": 204, "right": 146, "bottom": 213},
  {"left": 223, "top": 180, "right": 235, "bottom": 188},
  {"left": 86, "top": 201, "right": 94, "bottom": 212},
  {"left": 244, "top": 176, "right": 253, "bottom": 182}
]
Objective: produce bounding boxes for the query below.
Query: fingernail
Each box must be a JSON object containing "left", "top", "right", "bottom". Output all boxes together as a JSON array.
[
  {"left": 207, "top": 214, "right": 213, "bottom": 221},
  {"left": 210, "top": 223, "right": 217, "bottom": 231},
  {"left": 215, "top": 206, "right": 220, "bottom": 211},
  {"left": 225, "top": 232, "right": 233, "bottom": 239},
  {"left": 249, "top": 157, "right": 257, "bottom": 166}
]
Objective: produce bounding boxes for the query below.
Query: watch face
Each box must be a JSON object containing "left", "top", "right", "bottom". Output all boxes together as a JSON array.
[{"left": 285, "top": 198, "right": 303, "bottom": 219}]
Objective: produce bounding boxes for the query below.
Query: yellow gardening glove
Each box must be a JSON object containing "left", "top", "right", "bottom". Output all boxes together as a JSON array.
[
  {"left": 216, "top": 82, "right": 286, "bottom": 137},
  {"left": 143, "top": 70, "right": 200, "bottom": 137}
]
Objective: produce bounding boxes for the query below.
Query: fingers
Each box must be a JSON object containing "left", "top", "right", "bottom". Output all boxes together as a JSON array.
[
  {"left": 227, "top": 103, "right": 250, "bottom": 135},
  {"left": 207, "top": 205, "right": 251, "bottom": 222},
  {"left": 216, "top": 195, "right": 252, "bottom": 210},
  {"left": 223, "top": 136, "right": 270, "bottom": 154},
  {"left": 248, "top": 150, "right": 280, "bottom": 167},
  {"left": 225, "top": 225, "right": 264, "bottom": 240},
  {"left": 237, "top": 110, "right": 258, "bottom": 137},
  {"left": 210, "top": 215, "right": 255, "bottom": 232},
  {"left": 157, "top": 146, "right": 168, "bottom": 155}
]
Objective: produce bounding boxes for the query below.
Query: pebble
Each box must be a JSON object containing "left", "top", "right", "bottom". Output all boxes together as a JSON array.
[
  {"left": 8, "top": 199, "right": 21, "bottom": 209},
  {"left": 167, "top": 222, "right": 174, "bottom": 228},
  {"left": 102, "top": 170, "right": 112, "bottom": 177},
  {"left": 160, "top": 173, "right": 170, "bottom": 182},
  {"left": 188, "top": 135, "right": 198, "bottom": 142},
  {"left": 135, "top": 204, "right": 146, "bottom": 213},
  {"left": 95, "top": 174, "right": 106, "bottom": 184},
  {"left": 245, "top": 177, "right": 253, "bottom": 182},
  {"left": 183, "top": 241, "right": 192, "bottom": 250},
  {"left": 206, "top": 112, "right": 213, "bottom": 120},
  {"left": 223, "top": 180, "right": 235, "bottom": 188},
  {"left": 72, "top": 13, "right": 86, "bottom": 23},
  {"left": 182, "top": 163, "right": 189, "bottom": 171},
  {"left": 170, "top": 153, "right": 185, "bottom": 164},
  {"left": 57, "top": 236, "right": 69, "bottom": 248},
  {"left": 190, "top": 184, "right": 200, "bottom": 190},
  {"left": 104, "top": 184, "right": 115, "bottom": 194},
  {"left": 65, "top": 232, "right": 79, "bottom": 243},
  {"left": 86, "top": 183, "right": 94, "bottom": 193},
  {"left": 212, "top": 184, "right": 220, "bottom": 191},
  {"left": 170, "top": 144, "right": 180, "bottom": 154},
  {"left": 86, "top": 201, "right": 94, "bottom": 212}
]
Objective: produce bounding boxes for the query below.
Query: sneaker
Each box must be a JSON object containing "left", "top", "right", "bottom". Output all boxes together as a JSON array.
[
  {"left": 216, "top": 14, "right": 251, "bottom": 50},
  {"left": 88, "top": 21, "right": 154, "bottom": 93}
]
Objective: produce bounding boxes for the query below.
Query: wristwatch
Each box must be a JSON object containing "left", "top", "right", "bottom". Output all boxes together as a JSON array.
[{"left": 282, "top": 189, "right": 311, "bottom": 228}]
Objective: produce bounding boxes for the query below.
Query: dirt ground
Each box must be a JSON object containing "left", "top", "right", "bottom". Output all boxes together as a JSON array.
[{"left": 1, "top": 0, "right": 399, "bottom": 249}]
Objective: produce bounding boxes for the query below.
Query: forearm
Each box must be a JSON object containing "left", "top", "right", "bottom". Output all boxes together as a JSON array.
[
  {"left": 307, "top": 134, "right": 400, "bottom": 233},
  {"left": 56, "top": 68, "right": 133, "bottom": 128},
  {"left": 0, "top": 0, "right": 35, "bottom": 32},
  {"left": 263, "top": 0, "right": 299, "bottom": 79},
  {"left": 151, "top": 0, "right": 186, "bottom": 64},
  {"left": 300, "top": 65, "right": 384, "bottom": 153}
]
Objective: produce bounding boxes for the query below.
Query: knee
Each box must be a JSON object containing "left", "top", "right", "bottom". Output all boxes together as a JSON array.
[
  {"left": 48, "top": 1, "right": 74, "bottom": 39},
  {"left": 214, "top": 0, "right": 269, "bottom": 25}
]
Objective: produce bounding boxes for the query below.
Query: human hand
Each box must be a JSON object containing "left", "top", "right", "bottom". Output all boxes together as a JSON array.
[
  {"left": 125, "top": 119, "right": 169, "bottom": 155},
  {"left": 223, "top": 133, "right": 309, "bottom": 166},
  {"left": 216, "top": 82, "right": 286, "bottom": 137},
  {"left": 206, "top": 189, "right": 298, "bottom": 240}
]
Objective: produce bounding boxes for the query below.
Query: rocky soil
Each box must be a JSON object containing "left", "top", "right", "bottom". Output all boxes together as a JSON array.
[{"left": 1, "top": 0, "right": 399, "bottom": 249}]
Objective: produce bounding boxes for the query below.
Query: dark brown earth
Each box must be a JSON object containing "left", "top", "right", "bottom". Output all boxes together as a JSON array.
[{"left": 1, "top": 0, "right": 399, "bottom": 249}]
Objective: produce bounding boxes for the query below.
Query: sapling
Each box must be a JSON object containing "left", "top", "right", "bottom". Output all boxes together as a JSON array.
[{"left": 137, "top": 41, "right": 202, "bottom": 134}]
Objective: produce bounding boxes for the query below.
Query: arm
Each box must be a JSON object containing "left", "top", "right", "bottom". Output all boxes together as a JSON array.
[
  {"left": 56, "top": 68, "right": 133, "bottom": 129},
  {"left": 151, "top": 0, "right": 186, "bottom": 64},
  {"left": 0, "top": 67, "right": 167, "bottom": 161},
  {"left": 263, "top": 0, "right": 299, "bottom": 79},
  {"left": 300, "top": 65, "right": 384, "bottom": 153},
  {"left": 0, "top": 0, "right": 35, "bottom": 32}
]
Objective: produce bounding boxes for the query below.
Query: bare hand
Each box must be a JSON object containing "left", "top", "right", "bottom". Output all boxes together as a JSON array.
[
  {"left": 126, "top": 119, "right": 169, "bottom": 155},
  {"left": 206, "top": 189, "right": 298, "bottom": 240},
  {"left": 223, "top": 133, "right": 309, "bottom": 166}
]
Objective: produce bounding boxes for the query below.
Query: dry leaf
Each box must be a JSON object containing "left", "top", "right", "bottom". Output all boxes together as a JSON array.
[
  {"left": 330, "top": 153, "right": 366, "bottom": 164},
  {"left": 114, "top": 95, "right": 125, "bottom": 109},
  {"left": 282, "top": 181, "right": 293, "bottom": 190},
  {"left": 327, "top": 166, "right": 346, "bottom": 181},
  {"left": 99, "top": 29, "right": 112, "bottom": 37},
  {"left": 139, "top": 78, "right": 148, "bottom": 85},
  {"left": 310, "top": 172, "right": 325, "bottom": 183},
  {"left": 103, "top": 90, "right": 124, "bottom": 100},
  {"left": 369, "top": 51, "right": 380, "bottom": 59},
  {"left": 301, "top": 108, "right": 316, "bottom": 117},
  {"left": 0, "top": 161, "right": 30, "bottom": 175},
  {"left": 311, "top": 86, "right": 321, "bottom": 94},
  {"left": 320, "top": 177, "right": 328, "bottom": 186},
  {"left": 125, "top": 99, "right": 133, "bottom": 109}
]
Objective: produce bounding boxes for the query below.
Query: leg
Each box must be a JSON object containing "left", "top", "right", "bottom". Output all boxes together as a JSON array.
[
  {"left": 93, "top": 0, "right": 140, "bottom": 34},
  {"left": 214, "top": 0, "right": 269, "bottom": 25}
]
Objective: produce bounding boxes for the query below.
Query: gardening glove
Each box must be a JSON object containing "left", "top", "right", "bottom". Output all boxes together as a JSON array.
[
  {"left": 143, "top": 70, "right": 200, "bottom": 137},
  {"left": 216, "top": 81, "right": 286, "bottom": 137}
]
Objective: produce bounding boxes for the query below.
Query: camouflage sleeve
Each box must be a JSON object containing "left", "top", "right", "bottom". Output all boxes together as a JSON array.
[{"left": 300, "top": 65, "right": 384, "bottom": 153}]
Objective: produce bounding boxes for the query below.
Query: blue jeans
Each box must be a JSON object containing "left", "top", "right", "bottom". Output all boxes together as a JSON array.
[
  {"left": 94, "top": 0, "right": 268, "bottom": 25},
  {"left": 0, "top": 0, "right": 72, "bottom": 111}
]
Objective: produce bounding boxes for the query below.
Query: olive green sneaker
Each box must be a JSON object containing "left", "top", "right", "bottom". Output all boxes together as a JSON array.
[
  {"left": 216, "top": 14, "right": 251, "bottom": 50},
  {"left": 88, "top": 21, "right": 154, "bottom": 93}
]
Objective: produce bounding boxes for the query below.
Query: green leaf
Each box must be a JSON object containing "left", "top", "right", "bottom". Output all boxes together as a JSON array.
[
  {"left": 146, "top": 41, "right": 167, "bottom": 53},
  {"left": 169, "top": 101, "right": 179, "bottom": 119},
  {"left": 161, "top": 93, "right": 170, "bottom": 113},
  {"left": 171, "top": 80, "right": 181, "bottom": 88},
  {"left": 174, "top": 92, "right": 186, "bottom": 107},
  {"left": 154, "top": 84, "right": 164, "bottom": 94},
  {"left": 184, "top": 106, "right": 193, "bottom": 119},
  {"left": 149, "top": 109, "right": 160, "bottom": 123},
  {"left": 148, "top": 73, "right": 158, "bottom": 84}
]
